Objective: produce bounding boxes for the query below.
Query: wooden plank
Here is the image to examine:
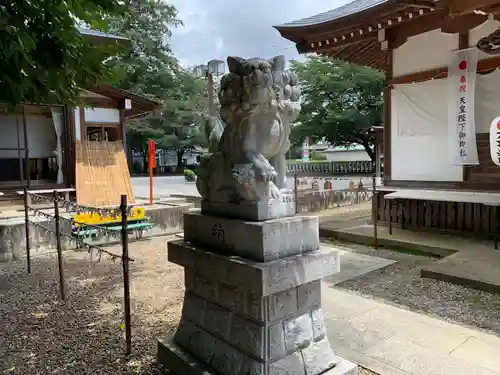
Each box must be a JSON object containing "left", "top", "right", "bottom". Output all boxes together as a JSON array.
[
  {"left": 424, "top": 201, "right": 432, "bottom": 227},
  {"left": 385, "top": 189, "right": 500, "bottom": 205},
  {"left": 430, "top": 201, "right": 438, "bottom": 227},
  {"left": 491, "top": 206, "right": 498, "bottom": 235},
  {"left": 410, "top": 200, "right": 418, "bottom": 228},
  {"left": 439, "top": 201, "right": 447, "bottom": 229},
  {"left": 482, "top": 205, "right": 491, "bottom": 234},
  {"left": 418, "top": 200, "right": 425, "bottom": 227},
  {"left": 456, "top": 202, "right": 465, "bottom": 230},
  {"left": 385, "top": 196, "right": 391, "bottom": 223},
  {"left": 389, "top": 55, "right": 500, "bottom": 85},
  {"left": 379, "top": 193, "right": 386, "bottom": 221},
  {"left": 473, "top": 203, "right": 482, "bottom": 232},
  {"left": 404, "top": 199, "right": 411, "bottom": 227},
  {"left": 397, "top": 200, "right": 403, "bottom": 225},
  {"left": 75, "top": 140, "right": 135, "bottom": 206},
  {"left": 465, "top": 203, "right": 473, "bottom": 231},
  {"left": 447, "top": 202, "right": 456, "bottom": 229}
]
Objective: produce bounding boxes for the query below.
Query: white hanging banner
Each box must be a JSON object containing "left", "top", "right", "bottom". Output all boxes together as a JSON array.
[
  {"left": 447, "top": 47, "right": 479, "bottom": 166},
  {"left": 490, "top": 116, "right": 500, "bottom": 167}
]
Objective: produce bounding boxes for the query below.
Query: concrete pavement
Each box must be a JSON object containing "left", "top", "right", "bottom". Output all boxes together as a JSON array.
[{"left": 323, "top": 286, "right": 500, "bottom": 375}]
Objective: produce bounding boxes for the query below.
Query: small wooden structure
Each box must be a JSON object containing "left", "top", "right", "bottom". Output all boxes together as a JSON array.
[
  {"left": 276, "top": 0, "right": 500, "bottom": 238},
  {"left": 0, "top": 28, "right": 160, "bottom": 201}
]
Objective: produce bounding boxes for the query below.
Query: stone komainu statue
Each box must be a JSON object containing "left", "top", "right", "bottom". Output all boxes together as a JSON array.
[{"left": 196, "top": 55, "right": 301, "bottom": 203}]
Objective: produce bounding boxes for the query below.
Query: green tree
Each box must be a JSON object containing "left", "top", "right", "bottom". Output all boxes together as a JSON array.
[
  {"left": 289, "top": 56, "right": 385, "bottom": 161},
  {"left": 102, "top": 0, "right": 182, "bottom": 99},
  {"left": 102, "top": 0, "right": 209, "bottom": 171},
  {"left": 148, "top": 72, "right": 209, "bottom": 169},
  {"left": 0, "top": 0, "right": 125, "bottom": 106}
]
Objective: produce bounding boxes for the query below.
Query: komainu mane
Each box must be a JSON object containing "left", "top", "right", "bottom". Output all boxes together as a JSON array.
[{"left": 196, "top": 55, "right": 301, "bottom": 204}]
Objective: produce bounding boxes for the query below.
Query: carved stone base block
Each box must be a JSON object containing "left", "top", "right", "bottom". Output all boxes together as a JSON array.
[
  {"left": 158, "top": 335, "right": 358, "bottom": 375},
  {"left": 184, "top": 213, "right": 319, "bottom": 262},
  {"left": 158, "top": 239, "right": 357, "bottom": 375},
  {"left": 201, "top": 196, "right": 296, "bottom": 221}
]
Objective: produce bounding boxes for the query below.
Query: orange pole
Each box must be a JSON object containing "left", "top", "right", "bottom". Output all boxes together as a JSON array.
[
  {"left": 148, "top": 139, "right": 155, "bottom": 205},
  {"left": 149, "top": 159, "right": 153, "bottom": 205}
]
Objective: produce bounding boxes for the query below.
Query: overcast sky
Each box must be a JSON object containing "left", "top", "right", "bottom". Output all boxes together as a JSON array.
[{"left": 166, "top": 0, "right": 351, "bottom": 68}]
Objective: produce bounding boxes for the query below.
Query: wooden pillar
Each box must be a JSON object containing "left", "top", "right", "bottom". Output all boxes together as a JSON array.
[
  {"left": 383, "top": 49, "right": 393, "bottom": 183},
  {"left": 79, "top": 106, "right": 86, "bottom": 141},
  {"left": 376, "top": 131, "right": 382, "bottom": 181},
  {"left": 63, "top": 105, "right": 76, "bottom": 188}
]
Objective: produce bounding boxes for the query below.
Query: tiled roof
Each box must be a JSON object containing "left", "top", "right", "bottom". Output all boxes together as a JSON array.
[
  {"left": 78, "top": 27, "right": 128, "bottom": 41},
  {"left": 276, "top": 0, "right": 390, "bottom": 28}
]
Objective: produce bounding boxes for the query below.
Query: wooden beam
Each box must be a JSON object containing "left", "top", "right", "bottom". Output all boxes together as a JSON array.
[
  {"left": 297, "top": 33, "right": 376, "bottom": 54},
  {"left": 440, "top": 13, "right": 487, "bottom": 34},
  {"left": 400, "top": 0, "right": 437, "bottom": 9},
  {"left": 300, "top": 7, "right": 436, "bottom": 54},
  {"left": 448, "top": 0, "right": 500, "bottom": 16},
  {"left": 388, "top": 55, "right": 500, "bottom": 85},
  {"left": 387, "top": 11, "right": 446, "bottom": 49}
]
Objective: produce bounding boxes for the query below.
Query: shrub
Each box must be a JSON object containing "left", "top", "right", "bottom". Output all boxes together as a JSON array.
[{"left": 184, "top": 168, "right": 196, "bottom": 182}]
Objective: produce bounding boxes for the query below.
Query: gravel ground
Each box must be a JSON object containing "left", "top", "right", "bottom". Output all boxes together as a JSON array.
[
  {"left": 0, "top": 236, "right": 376, "bottom": 375},
  {"left": 332, "top": 241, "right": 500, "bottom": 335},
  {"left": 0, "top": 236, "right": 184, "bottom": 375}
]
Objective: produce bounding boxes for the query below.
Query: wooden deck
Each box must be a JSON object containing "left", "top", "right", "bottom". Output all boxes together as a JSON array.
[{"left": 374, "top": 189, "right": 500, "bottom": 235}]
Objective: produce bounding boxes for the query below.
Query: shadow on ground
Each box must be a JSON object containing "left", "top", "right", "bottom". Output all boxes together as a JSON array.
[{"left": 0, "top": 238, "right": 184, "bottom": 375}]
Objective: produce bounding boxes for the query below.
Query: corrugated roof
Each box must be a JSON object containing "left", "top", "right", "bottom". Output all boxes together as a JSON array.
[
  {"left": 78, "top": 27, "right": 128, "bottom": 41},
  {"left": 276, "top": 0, "right": 390, "bottom": 28}
]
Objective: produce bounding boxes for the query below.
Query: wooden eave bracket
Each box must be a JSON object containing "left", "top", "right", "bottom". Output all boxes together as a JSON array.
[{"left": 442, "top": 0, "right": 500, "bottom": 17}]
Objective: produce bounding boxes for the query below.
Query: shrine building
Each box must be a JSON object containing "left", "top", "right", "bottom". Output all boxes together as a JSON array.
[{"left": 276, "top": 0, "right": 500, "bottom": 240}]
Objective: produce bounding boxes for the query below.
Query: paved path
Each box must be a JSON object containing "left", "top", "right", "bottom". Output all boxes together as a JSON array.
[{"left": 323, "top": 286, "right": 500, "bottom": 375}]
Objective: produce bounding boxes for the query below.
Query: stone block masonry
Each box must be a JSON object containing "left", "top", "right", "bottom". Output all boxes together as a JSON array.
[{"left": 159, "top": 233, "right": 357, "bottom": 374}]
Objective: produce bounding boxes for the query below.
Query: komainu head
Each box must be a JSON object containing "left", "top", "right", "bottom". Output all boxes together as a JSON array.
[{"left": 218, "top": 55, "right": 301, "bottom": 127}]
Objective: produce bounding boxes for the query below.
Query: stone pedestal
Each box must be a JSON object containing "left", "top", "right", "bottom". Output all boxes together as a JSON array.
[{"left": 158, "top": 211, "right": 358, "bottom": 375}]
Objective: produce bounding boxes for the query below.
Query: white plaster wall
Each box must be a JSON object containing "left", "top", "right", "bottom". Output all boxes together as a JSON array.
[
  {"left": 325, "top": 150, "right": 371, "bottom": 162},
  {"left": 393, "top": 20, "right": 500, "bottom": 77},
  {"left": 393, "top": 29, "right": 458, "bottom": 77},
  {"left": 391, "top": 69, "right": 500, "bottom": 181},
  {"left": 0, "top": 114, "right": 56, "bottom": 158},
  {"left": 84, "top": 107, "right": 120, "bottom": 123}
]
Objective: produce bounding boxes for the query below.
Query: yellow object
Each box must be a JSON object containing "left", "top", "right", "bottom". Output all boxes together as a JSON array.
[{"left": 73, "top": 207, "right": 145, "bottom": 227}]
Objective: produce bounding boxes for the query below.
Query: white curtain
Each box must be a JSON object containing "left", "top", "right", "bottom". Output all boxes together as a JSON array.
[{"left": 50, "top": 107, "right": 64, "bottom": 184}]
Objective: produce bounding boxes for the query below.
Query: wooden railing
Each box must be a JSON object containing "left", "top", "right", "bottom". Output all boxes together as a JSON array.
[{"left": 287, "top": 161, "right": 374, "bottom": 176}]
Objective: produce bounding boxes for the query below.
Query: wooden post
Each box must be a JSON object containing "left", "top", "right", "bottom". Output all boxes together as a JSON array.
[
  {"left": 53, "top": 191, "right": 65, "bottom": 300},
  {"left": 22, "top": 106, "right": 30, "bottom": 188},
  {"left": 372, "top": 174, "right": 378, "bottom": 249},
  {"left": 23, "top": 187, "right": 31, "bottom": 274},
  {"left": 120, "top": 194, "right": 132, "bottom": 356}
]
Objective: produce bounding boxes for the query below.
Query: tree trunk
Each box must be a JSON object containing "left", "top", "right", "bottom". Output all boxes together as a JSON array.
[
  {"left": 142, "top": 151, "right": 148, "bottom": 174},
  {"left": 176, "top": 148, "right": 185, "bottom": 172},
  {"left": 359, "top": 137, "right": 375, "bottom": 162}
]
